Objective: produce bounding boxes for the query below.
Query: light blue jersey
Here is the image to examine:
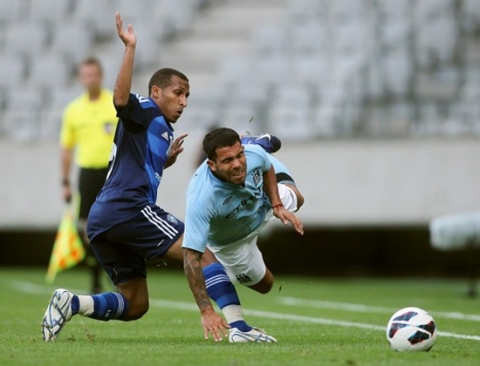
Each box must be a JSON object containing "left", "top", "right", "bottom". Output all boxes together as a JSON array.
[{"left": 183, "top": 144, "right": 273, "bottom": 252}]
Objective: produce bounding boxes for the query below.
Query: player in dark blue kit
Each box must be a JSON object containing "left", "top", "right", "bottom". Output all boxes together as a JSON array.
[{"left": 42, "top": 12, "right": 192, "bottom": 341}]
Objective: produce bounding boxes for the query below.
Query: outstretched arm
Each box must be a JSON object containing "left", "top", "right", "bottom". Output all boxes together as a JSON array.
[
  {"left": 263, "top": 166, "right": 304, "bottom": 235},
  {"left": 183, "top": 248, "right": 229, "bottom": 341},
  {"left": 113, "top": 12, "right": 136, "bottom": 108}
]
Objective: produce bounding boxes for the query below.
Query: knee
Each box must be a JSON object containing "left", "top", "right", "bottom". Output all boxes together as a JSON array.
[
  {"left": 256, "top": 282, "right": 273, "bottom": 294},
  {"left": 250, "top": 275, "right": 274, "bottom": 294},
  {"left": 124, "top": 302, "right": 149, "bottom": 321}
]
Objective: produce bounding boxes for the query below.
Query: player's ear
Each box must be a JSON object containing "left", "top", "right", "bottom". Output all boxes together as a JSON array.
[
  {"left": 206, "top": 159, "right": 216, "bottom": 171},
  {"left": 151, "top": 85, "right": 161, "bottom": 98}
]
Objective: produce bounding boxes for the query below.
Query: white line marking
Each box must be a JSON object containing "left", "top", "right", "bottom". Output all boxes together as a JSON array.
[
  {"left": 150, "top": 300, "right": 480, "bottom": 341},
  {"left": 277, "top": 297, "right": 480, "bottom": 322},
  {"left": 10, "top": 280, "right": 480, "bottom": 341}
]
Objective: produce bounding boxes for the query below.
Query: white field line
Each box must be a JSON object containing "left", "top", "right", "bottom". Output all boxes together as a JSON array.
[
  {"left": 277, "top": 297, "right": 480, "bottom": 322},
  {"left": 9, "top": 280, "right": 480, "bottom": 341}
]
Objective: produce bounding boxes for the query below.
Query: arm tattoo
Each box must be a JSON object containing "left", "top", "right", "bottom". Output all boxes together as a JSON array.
[{"left": 183, "top": 249, "right": 212, "bottom": 312}]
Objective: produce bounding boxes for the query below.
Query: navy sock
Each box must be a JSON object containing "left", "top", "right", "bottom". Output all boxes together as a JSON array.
[
  {"left": 89, "top": 292, "right": 128, "bottom": 321},
  {"left": 230, "top": 320, "right": 252, "bottom": 332},
  {"left": 71, "top": 296, "right": 80, "bottom": 315},
  {"left": 203, "top": 263, "right": 251, "bottom": 332}
]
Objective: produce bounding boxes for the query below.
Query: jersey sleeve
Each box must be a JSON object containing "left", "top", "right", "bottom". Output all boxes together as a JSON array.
[
  {"left": 115, "top": 93, "right": 158, "bottom": 132},
  {"left": 182, "top": 181, "right": 213, "bottom": 253},
  {"left": 247, "top": 144, "right": 272, "bottom": 172},
  {"left": 59, "top": 104, "right": 76, "bottom": 149}
]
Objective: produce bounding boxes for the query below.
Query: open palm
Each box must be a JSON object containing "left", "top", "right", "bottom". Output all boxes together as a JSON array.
[{"left": 115, "top": 12, "right": 136, "bottom": 47}]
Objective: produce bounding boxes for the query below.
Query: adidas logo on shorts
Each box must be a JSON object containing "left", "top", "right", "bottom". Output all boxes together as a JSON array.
[{"left": 235, "top": 273, "right": 252, "bottom": 284}]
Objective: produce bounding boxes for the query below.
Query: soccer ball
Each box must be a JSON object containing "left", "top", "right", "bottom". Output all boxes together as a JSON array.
[{"left": 386, "top": 307, "right": 437, "bottom": 352}]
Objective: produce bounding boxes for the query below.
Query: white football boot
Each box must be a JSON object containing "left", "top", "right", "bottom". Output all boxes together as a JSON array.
[
  {"left": 229, "top": 327, "right": 277, "bottom": 343},
  {"left": 42, "top": 289, "right": 74, "bottom": 341}
]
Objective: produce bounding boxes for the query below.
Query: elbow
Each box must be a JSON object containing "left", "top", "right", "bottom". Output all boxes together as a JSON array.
[
  {"left": 296, "top": 193, "right": 305, "bottom": 210},
  {"left": 113, "top": 94, "right": 128, "bottom": 108}
]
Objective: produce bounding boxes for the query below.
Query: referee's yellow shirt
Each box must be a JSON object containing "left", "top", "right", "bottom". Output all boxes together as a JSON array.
[{"left": 60, "top": 89, "right": 118, "bottom": 169}]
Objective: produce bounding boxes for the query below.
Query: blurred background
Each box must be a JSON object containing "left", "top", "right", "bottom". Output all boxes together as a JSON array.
[{"left": 1, "top": 0, "right": 480, "bottom": 283}]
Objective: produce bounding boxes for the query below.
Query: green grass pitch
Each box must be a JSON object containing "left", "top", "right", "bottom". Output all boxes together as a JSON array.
[{"left": 1, "top": 267, "right": 480, "bottom": 366}]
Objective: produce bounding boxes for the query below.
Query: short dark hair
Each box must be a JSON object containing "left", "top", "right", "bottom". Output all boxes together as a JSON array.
[
  {"left": 148, "top": 68, "right": 189, "bottom": 95},
  {"left": 202, "top": 127, "right": 241, "bottom": 160},
  {"left": 79, "top": 57, "right": 103, "bottom": 74}
]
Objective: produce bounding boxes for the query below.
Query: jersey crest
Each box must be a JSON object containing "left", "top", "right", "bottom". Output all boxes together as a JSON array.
[{"left": 252, "top": 169, "right": 261, "bottom": 185}]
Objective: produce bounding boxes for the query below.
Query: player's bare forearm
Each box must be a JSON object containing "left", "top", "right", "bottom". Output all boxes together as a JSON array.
[
  {"left": 263, "top": 166, "right": 283, "bottom": 208},
  {"left": 263, "top": 167, "right": 304, "bottom": 235},
  {"left": 114, "top": 12, "right": 136, "bottom": 107},
  {"left": 184, "top": 248, "right": 230, "bottom": 341},
  {"left": 183, "top": 249, "right": 214, "bottom": 313}
]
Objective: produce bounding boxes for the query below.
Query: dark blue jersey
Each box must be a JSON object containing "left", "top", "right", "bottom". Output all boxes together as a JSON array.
[{"left": 87, "top": 93, "right": 174, "bottom": 241}]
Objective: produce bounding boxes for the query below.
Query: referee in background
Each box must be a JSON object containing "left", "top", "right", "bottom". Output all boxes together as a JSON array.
[{"left": 59, "top": 57, "right": 118, "bottom": 294}]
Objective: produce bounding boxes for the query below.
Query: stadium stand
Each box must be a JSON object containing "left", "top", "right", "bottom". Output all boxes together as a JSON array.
[{"left": 1, "top": 0, "right": 480, "bottom": 142}]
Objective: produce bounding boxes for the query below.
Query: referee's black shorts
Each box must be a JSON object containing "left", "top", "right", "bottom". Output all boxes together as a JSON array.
[{"left": 78, "top": 167, "right": 108, "bottom": 220}]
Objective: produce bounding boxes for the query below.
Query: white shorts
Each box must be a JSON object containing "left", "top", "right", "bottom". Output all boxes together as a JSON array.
[{"left": 207, "top": 183, "right": 298, "bottom": 287}]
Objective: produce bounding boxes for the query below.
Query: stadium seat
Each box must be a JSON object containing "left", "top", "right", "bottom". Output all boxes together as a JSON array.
[
  {"left": 312, "top": 105, "right": 339, "bottom": 138},
  {"left": 377, "top": 0, "right": 410, "bottom": 21},
  {"left": 0, "top": 0, "right": 28, "bottom": 25},
  {"left": 250, "top": 24, "right": 289, "bottom": 57},
  {"left": 0, "top": 55, "right": 27, "bottom": 90},
  {"left": 72, "top": 0, "right": 115, "bottom": 40},
  {"left": 414, "top": 0, "right": 454, "bottom": 22},
  {"left": 3, "top": 22, "right": 49, "bottom": 59},
  {"left": 292, "top": 56, "right": 330, "bottom": 87},
  {"left": 220, "top": 105, "right": 262, "bottom": 135},
  {"left": 39, "top": 86, "right": 83, "bottom": 140},
  {"left": 329, "top": 0, "right": 367, "bottom": 23},
  {"left": 265, "top": 83, "right": 312, "bottom": 140},
  {"left": 383, "top": 51, "right": 413, "bottom": 97},
  {"left": 284, "top": 0, "right": 325, "bottom": 24},
  {"left": 253, "top": 55, "right": 291, "bottom": 86},
  {"left": 415, "top": 18, "right": 457, "bottom": 68},
  {"left": 151, "top": 0, "right": 199, "bottom": 35},
  {"left": 290, "top": 21, "right": 329, "bottom": 57},
  {"left": 49, "top": 23, "right": 94, "bottom": 64},
  {"left": 28, "top": 54, "right": 73, "bottom": 89},
  {"left": 2, "top": 87, "right": 45, "bottom": 141},
  {"left": 94, "top": 45, "right": 125, "bottom": 90},
  {"left": 27, "top": 0, "right": 73, "bottom": 25},
  {"left": 379, "top": 22, "right": 410, "bottom": 49},
  {"left": 462, "top": 0, "right": 480, "bottom": 32},
  {"left": 128, "top": 23, "right": 161, "bottom": 69},
  {"left": 216, "top": 57, "right": 253, "bottom": 85}
]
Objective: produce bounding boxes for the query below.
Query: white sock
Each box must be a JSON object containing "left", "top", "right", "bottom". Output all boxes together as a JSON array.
[
  {"left": 221, "top": 304, "right": 245, "bottom": 323},
  {"left": 77, "top": 295, "right": 94, "bottom": 316}
]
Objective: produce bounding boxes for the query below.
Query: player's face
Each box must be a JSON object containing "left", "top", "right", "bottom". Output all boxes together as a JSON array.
[
  {"left": 208, "top": 142, "right": 246, "bottom": 185},
  {"left": 78, "top": 64, "right": 102, "bottom": 93},
  {"left": 152, "top": 75, "right": 190, "bottom": 123}
]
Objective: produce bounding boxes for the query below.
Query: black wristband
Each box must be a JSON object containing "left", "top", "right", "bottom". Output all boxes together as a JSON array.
[{"left": 62, "top": 178, "right": 70, "bottom": 186}]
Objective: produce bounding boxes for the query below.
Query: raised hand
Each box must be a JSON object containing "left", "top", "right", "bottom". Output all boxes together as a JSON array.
[{"left": 115, "top": 12, "right": 136, "bottom": 47}]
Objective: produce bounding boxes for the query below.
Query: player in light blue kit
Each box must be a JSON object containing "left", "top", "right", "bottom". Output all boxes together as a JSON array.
[
  {"left": 41, "top": 13, "right": 191, "bottom": 341},
  {"left": 183, "top": 128, "right": 305, "bottom": 343}
]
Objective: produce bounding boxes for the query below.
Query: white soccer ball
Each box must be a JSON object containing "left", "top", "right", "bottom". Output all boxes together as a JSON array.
[{"left": 386, "top": 307, "right": 437, "bottom": 352}]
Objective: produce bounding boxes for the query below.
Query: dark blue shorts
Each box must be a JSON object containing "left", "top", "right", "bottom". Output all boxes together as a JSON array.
[{"left": 90, "top": 204, "right": 184, "bottom": 285}]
